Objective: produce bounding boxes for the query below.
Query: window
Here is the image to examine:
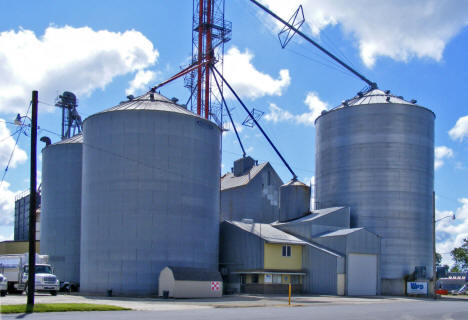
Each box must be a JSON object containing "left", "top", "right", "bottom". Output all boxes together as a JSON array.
[
  {"left": 273, "top": 275, "right": 282, "bottom": 284},
  {"left": 282, "top": 245, "right": 291, "bottom": 257}
]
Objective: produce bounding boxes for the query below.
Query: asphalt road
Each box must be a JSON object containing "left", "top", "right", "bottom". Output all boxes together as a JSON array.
[{"left": 2, "top": 300, "right": 467, "bottom": 320}]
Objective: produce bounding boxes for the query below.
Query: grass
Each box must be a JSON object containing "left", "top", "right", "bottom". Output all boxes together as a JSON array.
[{"left": 0, "top": 303, "right": 131, "bottom": 314}]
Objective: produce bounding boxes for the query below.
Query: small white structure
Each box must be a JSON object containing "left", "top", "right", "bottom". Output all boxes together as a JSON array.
[{"left": 158, "top": 266, "right": 223, "bottom": 298}]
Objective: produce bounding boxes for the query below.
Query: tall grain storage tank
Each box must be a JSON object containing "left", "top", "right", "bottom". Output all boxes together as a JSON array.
[
  {"left": 41, "top": 134, "right": 83, "bottom": 285},
  {"left": 80, "top": 92, "right": 221, "bottom": 295},
  {"left": 314, "top": 89, "right": 434, "bottom": 295}
]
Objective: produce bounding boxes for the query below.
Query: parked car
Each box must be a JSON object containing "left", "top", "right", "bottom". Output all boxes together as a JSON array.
[{"left": 0, "top": 273, "right": 7, "bottom": 296}]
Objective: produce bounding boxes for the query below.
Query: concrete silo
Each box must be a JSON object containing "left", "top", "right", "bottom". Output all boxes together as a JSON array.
[
  {"left": 40, "top": 134, "right": 83, "bottom": 285},
  {"left": 80, "top": 92, "right": 221, "bottom": 295},
  {"left": 314, "top": 89, "right": 434, "bottom": 295}
]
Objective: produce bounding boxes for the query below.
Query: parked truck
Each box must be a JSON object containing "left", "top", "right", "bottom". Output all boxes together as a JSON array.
[{"left": 0, "top": 253, "right": 59, "bottom": 295}]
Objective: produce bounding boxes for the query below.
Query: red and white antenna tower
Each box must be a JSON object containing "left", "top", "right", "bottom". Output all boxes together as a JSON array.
[{"left": 185, "top": 0, "right": 231, "bottom": 124}]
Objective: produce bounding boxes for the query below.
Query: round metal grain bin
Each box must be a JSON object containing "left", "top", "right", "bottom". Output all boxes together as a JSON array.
[
  {"left": 314, "top": 89, "right": 434, "bottom": 294},
  {"left": 41, "top": 134, "right": 83, "bottom": 285},
  {"left": 279, "top": 180, "right": 311, "bottom": 222},
  {"left": 80, "top": 93, "right": 221, "bottom": 295}
]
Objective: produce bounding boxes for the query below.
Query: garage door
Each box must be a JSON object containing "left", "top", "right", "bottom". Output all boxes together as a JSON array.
[{"left": 348, "top": 253, "right": 377, "bottom": 296}]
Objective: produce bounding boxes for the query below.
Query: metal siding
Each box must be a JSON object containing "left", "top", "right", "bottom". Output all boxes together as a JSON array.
[
  {"left": 315, "top": 103, "right": 434, "bottom": 281},
  {"left": 219, "top": 222, "right": 264, "bottom": 272},
  {"left": 40, "top": 139, "right": 82, "bottom": 284},
  {"left": 279, "top": 181, "right": 310, "bottom": 222},
  {"left": 302, "top": 245, "right": 337, "bottom": 294},
  {"left": 81, "top": 107, "right": 221, "bottom": 295},
  {"left": 220, "top": 164, "right": 282, "bottom": 223}
]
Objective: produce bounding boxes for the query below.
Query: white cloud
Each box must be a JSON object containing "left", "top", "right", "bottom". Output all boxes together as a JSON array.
[
  {"left": 260, "top": 0, "right": 468, "bottom": 67},
  {"left": 222, "top": 121, "right": 244, "bottom": 135},
  {"left": 436, "top": 199, "right": 468, "bottom": 266},
  {"left": 0, "top": 180, "right": 18, "bottom": 226},
  {"left": 449, "top": 115, "right": 468, "bottom": 142},
  {"left": 0, "top": 120, "right": 27, "bottom": 168},
  {"left": 434, "top": 146, "right": 453, "bottom": 169},
  {"left": 223, "top": 47, "right": 290, "bottom": 99},
  {"left": 264, "top": 91, "right": 328, "bottom": 126},
  {"left": 126, "top": 70, "right": 157, "bottom": 95},
  {"left": 0, "top": 232, "right": 13, "bottom": 242},
  {"left": 0, "top": 26, "right": 159, "bottom": 114}
]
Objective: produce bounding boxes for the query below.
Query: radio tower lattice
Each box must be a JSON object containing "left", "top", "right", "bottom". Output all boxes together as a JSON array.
[{"left": 185, "top": 0, "right": 231, "bottom": 125}]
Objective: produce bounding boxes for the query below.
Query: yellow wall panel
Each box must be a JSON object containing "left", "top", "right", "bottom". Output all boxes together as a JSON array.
[{"left": 264, "top": 243, "right": 302, "bottom": 270}]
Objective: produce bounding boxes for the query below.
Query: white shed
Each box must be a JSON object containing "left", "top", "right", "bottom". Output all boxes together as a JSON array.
[{"left": 158, "top": 266, "right": 223, "bottom": 298}]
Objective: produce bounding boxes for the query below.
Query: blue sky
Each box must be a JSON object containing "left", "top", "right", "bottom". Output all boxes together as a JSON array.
[{"left": 0, "top": 0, "right": 467, "bottom": 266}]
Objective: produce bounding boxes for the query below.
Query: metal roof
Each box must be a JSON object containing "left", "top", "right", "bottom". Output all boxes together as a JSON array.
[
  {"left": 226, "top": 220, "right": 344, "bottom": 258},
  {"left": 221, "top": 162, "right": 268, "bottom": 190},
  {"left": 166, "top": 266, "right": 222, "bottom": 281},
  {"left": 273, "top": 207, "right": 346, "bottom": 225},
  {"left": 52, "top": 134, "right": 83, "bottom": 145},
  {"left": 85, "top": 92, "right": 210, "bottom": 122},
  {"left": 231, "top": 269, "right": 307, "bottom": 275},
  {"left": 317, "top": 228, "right": 364, "bottom": 238},
  {"left": 341, "top": 89, "right": 414, "bottom": 107},
  {"left": 227, "top": 220, "right": 307, "bottom": 245}
]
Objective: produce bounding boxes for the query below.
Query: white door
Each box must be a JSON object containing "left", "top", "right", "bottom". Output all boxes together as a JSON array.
[{"left": 347, "top": 253, "right": 377, "bottom": 296}]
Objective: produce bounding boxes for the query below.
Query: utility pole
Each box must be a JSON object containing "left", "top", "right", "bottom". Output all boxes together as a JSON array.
[{"left": 27, "top": 90, "right": 38, "bottom": 312}]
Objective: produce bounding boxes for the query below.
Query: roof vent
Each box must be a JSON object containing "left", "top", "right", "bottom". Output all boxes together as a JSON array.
[
  {"left": 127, "top": 95, "right": 134, "bottom": 101},
  {"left": 386, "top": 96, "right": 391, "bottom": 102},
  {"left": 342, "top": 100, "right": 348, "bottom": 107},
  {"left": 241, "top": 218, "right": 254, "bottom": 224},
  {"left": 385, "top": 90, "right": 391, "bottom": 94},
  {"left": 150, "top": 93, "right": 155, "bottom": 101},
  {"left": 171, "top": 97, "right": 179, "bottom": 104},
  {"left": 357, "top": 92, "right": 363, "bottom": 98},
  {"left": 398, "top": 96, "right": 404, "bottom": 100},
  {"left": 410, "top": 99, "right": 417, "bottom": 104}
]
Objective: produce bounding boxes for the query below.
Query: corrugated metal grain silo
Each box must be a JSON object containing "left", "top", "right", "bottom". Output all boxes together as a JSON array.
[
  {"left": 40, "top": 134, "right": 83, "bottom": 285},
  {"left": 279, "top": 180, "right": 311, "bottom": 222},
  {"left": 314, "top": 89, "right": 434, "bottom": 294},
  {"left": 80, "top": 92, "right": 221, "bottom": 295}
]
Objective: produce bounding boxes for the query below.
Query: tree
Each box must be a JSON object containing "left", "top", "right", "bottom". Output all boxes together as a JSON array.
[
  {"left": 450, "top": 238, "right": 468, "bottom": 271},
  {"left": 436, "top": 252, "right": 442, "bottom": 266}
]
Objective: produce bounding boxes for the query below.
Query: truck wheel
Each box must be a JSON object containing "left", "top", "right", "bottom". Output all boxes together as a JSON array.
[
  {"left": 1, "top": 290, "right": 6, "bottom": 297},
  {"left": 50, "top": 290, "right": 57, "bottom": 296}
]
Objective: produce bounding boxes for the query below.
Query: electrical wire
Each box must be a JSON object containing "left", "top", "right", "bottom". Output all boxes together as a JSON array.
[{"left": 0, "top": 101, "right": 32, "bottom": 187}]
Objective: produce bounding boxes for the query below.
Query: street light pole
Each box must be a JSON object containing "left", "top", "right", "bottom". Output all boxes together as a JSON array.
[
  {"left": 27, "top": 90, "right": 38, "bottom": 312},
  {"left": 432, "top": 192, "right": 455, "bottom": 299}
]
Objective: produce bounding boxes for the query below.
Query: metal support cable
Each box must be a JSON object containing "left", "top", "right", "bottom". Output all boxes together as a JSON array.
[
  {"left": 211, "top": 70, "right": 246, "bottom": 157},
  {"left": 250, "top": 0, "right": 377, "bottom": 89},
  {"left": 211, "top": 64, "right": 297, "bottom": 181}
]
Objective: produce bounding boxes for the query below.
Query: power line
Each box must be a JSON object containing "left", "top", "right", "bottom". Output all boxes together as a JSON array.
[{"left": 0, "top": 102, "right": 32, "bottom": 187}]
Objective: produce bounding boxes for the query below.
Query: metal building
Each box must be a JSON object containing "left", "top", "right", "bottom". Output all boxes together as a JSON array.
[
  {"left": 40, "top": 134, "right": 83, "bottom": 285},
  {"left": 314, "top": 89, "right": 435, "bottom": 295},
  {"left": 221, "top": 157, "right": 283, "bottom": 223},
  {"left": 14, "top": 191, "right": 41, "bottom": 241},
  {"left": 80, "top": 92, "right": 221, "bottom": 295}
]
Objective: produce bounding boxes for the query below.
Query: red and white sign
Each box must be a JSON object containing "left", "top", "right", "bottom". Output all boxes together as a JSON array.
[{"left": 211, "top": 281, "right": 220, "bottom": 292}]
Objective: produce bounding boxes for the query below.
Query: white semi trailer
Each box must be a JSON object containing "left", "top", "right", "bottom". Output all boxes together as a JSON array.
[{"left": 0, "top": 253, "right": 59, "bottom": 295}]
